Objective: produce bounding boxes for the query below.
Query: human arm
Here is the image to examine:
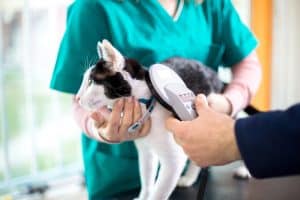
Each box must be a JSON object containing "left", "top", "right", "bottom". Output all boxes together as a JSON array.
[
  {"left": 72, "top": 96, "right": 151, "bottom": 143},
  {"left": 165, "top": 94, "right": 300, "bottom": 178},
  {"left": 207, "top": 0, "right": 262, "bottom": 115},
  {"left": 236, "top": 103, "right": 300, "bottom": 178},
  {"left": 50, "top": 1, "right": 151, "bottom": 143},
  {"left": 166, "top": 94, "right": 241, "bottom": 167},
  {"left": 207, "top": 51, "right": 262, "bottom": 116}
]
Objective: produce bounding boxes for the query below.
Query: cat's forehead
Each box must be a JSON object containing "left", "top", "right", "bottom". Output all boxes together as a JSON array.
[{"left": 90, "top": 59, "right": 116, "bottom": 80}]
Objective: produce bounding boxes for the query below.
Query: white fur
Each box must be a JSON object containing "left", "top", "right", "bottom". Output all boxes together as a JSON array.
[
  {"left": 77, "top": 40, "right": 200, "bottom": 200},
  {"left": 233, "top": 165, "right": 252, "bottom": 180},
  {"left": 177, "top": 162, "right": 201, "bottom": 187}
]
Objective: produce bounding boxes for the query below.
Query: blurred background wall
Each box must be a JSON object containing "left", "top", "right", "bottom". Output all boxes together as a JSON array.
[
  {"left": 271, "top": 0, "right": 300, "bottom": 109},
  {"left": 250, "top": 0, "right": 300, "bottom": 110},
  {"left": 0, "top": 0, "right": 83, "bottom": 198}
]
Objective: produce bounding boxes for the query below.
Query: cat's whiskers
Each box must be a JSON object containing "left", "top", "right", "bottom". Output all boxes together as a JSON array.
[{"left": 81, "top": 55, "right": 98, "bottom": 76}]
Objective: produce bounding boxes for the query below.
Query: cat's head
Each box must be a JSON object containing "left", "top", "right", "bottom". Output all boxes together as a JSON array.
[{"left": 77, "top": 39, "right": 145, "bottom": 111}]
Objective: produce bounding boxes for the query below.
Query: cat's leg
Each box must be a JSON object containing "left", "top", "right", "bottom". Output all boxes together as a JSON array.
[
  {"left": 147, "top": 152, "right": 187, "bottom": 200},
  {"left": 177, "top": 161, "right": 201, "bottom": 187},
  {"left": 134, "top": 144, "right": 158, "bottom": 200},
  {"left": 233, "top": 164, "right": 252, "bottom": 180}
]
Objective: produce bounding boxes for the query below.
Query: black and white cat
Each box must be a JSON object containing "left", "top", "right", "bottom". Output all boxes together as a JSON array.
[{"left": 77, "top": 40, "right": 224, "bottom": 200}]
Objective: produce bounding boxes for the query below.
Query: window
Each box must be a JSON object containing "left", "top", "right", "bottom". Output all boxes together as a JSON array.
[{"left": 0, "top": 0, "right": 82, "bottom": 194}]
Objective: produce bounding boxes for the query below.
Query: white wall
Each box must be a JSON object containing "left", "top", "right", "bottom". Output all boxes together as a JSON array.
[
  {"left": 232, "top": 0, "right": 251, "bottom": 25},
  {"left": 271, "top": 0, "right": 300, "bottom": 109}
]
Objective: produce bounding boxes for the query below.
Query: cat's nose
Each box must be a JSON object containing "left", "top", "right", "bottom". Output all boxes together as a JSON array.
[
  {"left": 75, "top": 95, "right": 81, "bottom": 102},
  {"left": 77, "top": 97, "right": 85, "bottom": 108}
]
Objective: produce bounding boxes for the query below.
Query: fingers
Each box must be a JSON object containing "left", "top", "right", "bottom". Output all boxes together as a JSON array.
[
  {"left": 104, "top": 99, "right": 124, "bottom": 140},
  {"left": 90, "top": 112, "right": 106, "bottom": 128},
  {"left": 195, "top": 94, "right": 209, "bottom": 114},
  {"left": 165, "top": 117, "right": 181, "bottom": 133},
  {"left": 133, "top": 98, "right": 142, "bottom": 124},
  {"left": 126, "top": 98, "right": 150, "bottom": 139},
  {"left": 195, "top": 94, "right": 208, "bottom": 108},
  {"left": 139, "top": 118, "right": 151, "bottom": 137},
  {"left": 120, "top": 97, "right": 153, "bottom": 140},
  {"left": 99, "top": 106, "right": 111, "bottom": 120},
  {"left": 165, "top": 94, "right": 208, "bottom": 146},
  {"left": 165, "top": 117, "right": 190, "bottom": 145},
  {"left": 93, "top": 97, "right": 152, "bottom": 143},
  {"left": 119, "top": 97, "right": 135, "bottom": 139},
  {"left": 133, "top": 99, "right": 150, "bottom": 137}
]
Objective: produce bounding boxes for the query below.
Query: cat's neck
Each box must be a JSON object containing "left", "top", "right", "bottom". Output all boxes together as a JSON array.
[{"left": 130, "top": 79, "right": 153, "bottom": 100}]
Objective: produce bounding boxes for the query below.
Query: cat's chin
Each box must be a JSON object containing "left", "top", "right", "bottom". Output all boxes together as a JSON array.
[
  {"left": 80, "top": 97, "right": 115, "bottom": 112},
  {"left": 104, "top": 99, "right": 116, "bottom": 108},
  {"left": 79, "top": 99, "right": 104, "bottom": 112}
]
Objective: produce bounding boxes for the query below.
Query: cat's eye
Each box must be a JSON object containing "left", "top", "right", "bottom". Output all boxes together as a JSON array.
[{"left": 88, "top": 79, "right": 94, "bottom": 86}]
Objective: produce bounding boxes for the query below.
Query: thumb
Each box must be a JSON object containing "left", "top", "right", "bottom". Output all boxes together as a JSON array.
[
  {"left": 165, "top": 117, "right": 182, "bottom": 134},
  {"left": 99, "top": 106, "right": 111, "bottom": 120},
  {"left": 195, "top": 94, "right": 209, "bottom": 114},
  {"left": 90, "top": 112, "right": 105, "bottom": 123},
  {"left": 165, "top": 117, "right": 189, "bottom": 145}
]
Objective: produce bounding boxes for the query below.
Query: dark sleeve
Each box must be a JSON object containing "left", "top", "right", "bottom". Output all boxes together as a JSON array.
[{"left": 235, "top": 104, "right": 300, "bottom": 178}]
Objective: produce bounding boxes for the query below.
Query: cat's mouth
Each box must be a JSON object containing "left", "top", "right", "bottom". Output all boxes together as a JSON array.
[
  {"left": 78, "top": 98, "right": 104, "bottom": 111},
  {"left": 88, "top": 99, "right": 104, "bottom": 109}
]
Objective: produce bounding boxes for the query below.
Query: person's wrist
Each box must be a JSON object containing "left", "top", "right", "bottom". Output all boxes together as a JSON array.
[{"left": 226, "top": 118, "right": 242, "bottom": 162}]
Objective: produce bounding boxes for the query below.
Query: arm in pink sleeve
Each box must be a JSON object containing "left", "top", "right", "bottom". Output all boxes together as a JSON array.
[
  {"left": 73, "top": 97, "right": 126, "bottom": 144},
  {"left": 72, "top": 96, "right": 106, "bottom": 142},
  {"left": 223, "top": 51, "right": 262, "bottom": 116}
]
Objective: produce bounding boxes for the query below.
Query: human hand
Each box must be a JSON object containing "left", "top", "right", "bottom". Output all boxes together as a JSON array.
[
  {"left": 165, "top": 94, "right": 241, "bottom": 167},
  {"left": 90, "top": 97, "right": 151, "bottom": 143},
  {"left": 207, "top": 93, "right": 232, "bottom": 115}
]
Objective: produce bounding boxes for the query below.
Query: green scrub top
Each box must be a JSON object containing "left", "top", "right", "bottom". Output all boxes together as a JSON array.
[{"left": 50, "top": 0, "right": 258, "bottom": 199}]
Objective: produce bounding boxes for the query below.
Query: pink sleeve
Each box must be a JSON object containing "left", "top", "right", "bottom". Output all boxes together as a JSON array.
[
  {"left": 223, "top": 51, "right": 262, "bottom": 116},
  {"left": 72, "top": 96, "right": 94, "bottom": 137}
]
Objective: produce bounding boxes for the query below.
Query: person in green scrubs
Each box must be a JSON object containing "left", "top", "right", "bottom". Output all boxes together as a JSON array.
[{"left": 50, "top": 0, "right": 258, "bottom": 199}]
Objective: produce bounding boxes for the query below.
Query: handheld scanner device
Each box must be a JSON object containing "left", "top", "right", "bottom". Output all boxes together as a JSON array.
[{"left": 148, "top": 64, "right": 197, "bottom": 121}]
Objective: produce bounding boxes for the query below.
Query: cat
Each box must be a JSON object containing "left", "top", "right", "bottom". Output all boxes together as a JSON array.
[{"left": 77, "top": 39, "right": 224, "bottom": 200}]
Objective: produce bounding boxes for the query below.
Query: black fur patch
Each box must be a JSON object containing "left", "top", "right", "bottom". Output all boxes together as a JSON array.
[
  {"left": 162, "top": 57, "right": 224, "bottom": 95},
  {"left": 124, "top": 58, "right": 146, "bottom": 80},
  {"left": 90, "top": 59, "right": 132, "bottom": 99},
  {"left": 90, "top": 59, "right": 115, "bottom": 83},
  {"left": 103, "top": 72, "right": 132, "bottom": 98}
]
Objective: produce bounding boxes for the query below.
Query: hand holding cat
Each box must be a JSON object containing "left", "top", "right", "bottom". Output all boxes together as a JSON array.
[
  {"left": 165, "top": 94, "right": 241, "bottom": 167},
  {"left": 90, "top": 97, "right": 151, "bottom": 143}
]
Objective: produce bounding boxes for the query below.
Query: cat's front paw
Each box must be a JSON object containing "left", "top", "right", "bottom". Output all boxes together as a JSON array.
[
  {"left": 233, "top": 165, "right": 252, "bottom": 180},
  {"left": 177, "top": 176, "right": 197, "bottom": 187},
  {"left": 134, "top": 192, "right": 149, "bottom": 200}
]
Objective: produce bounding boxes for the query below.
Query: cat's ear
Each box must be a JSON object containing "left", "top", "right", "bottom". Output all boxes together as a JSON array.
[
  {"left": 97, "top": 41, "right": 104, "bottom": 59},
  {"left": 97, "top": 39, "right": 124, "bottom": 72}
]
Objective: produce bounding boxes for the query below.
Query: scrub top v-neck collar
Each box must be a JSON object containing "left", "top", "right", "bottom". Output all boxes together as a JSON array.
[{"left": 148, "top": 0, "right": 184, "bottom": 23}]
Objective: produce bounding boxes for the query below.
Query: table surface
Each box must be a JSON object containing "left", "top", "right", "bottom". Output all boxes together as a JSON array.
[{"left": 117, "top": 161, "right": 300, "bottom": 200}]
